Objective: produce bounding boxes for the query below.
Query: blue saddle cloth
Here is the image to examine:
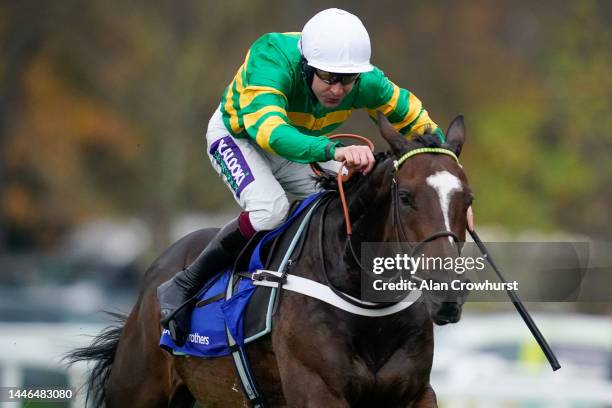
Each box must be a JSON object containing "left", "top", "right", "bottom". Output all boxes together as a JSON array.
[{"left": 159, "top": 191, "right": 324, "bottom": 357}]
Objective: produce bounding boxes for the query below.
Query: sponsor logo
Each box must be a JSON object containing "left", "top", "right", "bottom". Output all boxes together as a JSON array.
[
  {"left": 188, "top": 332, "right": 210, "bottom": 345},
  {"left": 162, "top": 329, "right": 210, "bottom": 346},
  {"left": 209, "top": 136, "right": 254, "bottom": 197}
]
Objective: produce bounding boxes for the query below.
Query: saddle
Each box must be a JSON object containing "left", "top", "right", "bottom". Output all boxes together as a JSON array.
[{"left": 159, "top": 191, "right": 329, "bottom": 356}]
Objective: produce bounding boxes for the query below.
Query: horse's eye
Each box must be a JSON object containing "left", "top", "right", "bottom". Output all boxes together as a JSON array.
[{"left": 398, "top": 190, "right": 416, "bottom": 208}]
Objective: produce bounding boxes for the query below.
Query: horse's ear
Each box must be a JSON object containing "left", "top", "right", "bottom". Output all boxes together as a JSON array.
[
  {"left": 377, "top": 111, "right": 409, "bottom": 154},
  {"left": 445, "top": 115, "right": 466, "bottom": 157}
]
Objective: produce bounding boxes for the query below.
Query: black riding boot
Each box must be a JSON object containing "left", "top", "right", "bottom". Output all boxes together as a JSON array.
[{"left": 157, "top": 218, "right": 248, "bottom": 346}]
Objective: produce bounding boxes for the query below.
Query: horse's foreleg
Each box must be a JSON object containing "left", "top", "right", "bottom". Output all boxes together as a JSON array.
[{"left": 412, "top": 384, "right": 437, "bottom": 408}]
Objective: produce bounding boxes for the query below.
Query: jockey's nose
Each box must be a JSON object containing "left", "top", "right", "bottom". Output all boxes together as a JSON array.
[{"left": 329, "top": 82, "right": 345, "bottom": 97}]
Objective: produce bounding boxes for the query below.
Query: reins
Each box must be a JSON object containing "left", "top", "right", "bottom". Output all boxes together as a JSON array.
[{"left": 310, "top": 133, "right": 374, "bottom": 236}]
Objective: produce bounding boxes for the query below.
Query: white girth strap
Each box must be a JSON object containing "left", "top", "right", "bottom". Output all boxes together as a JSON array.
[{"left": 252, "top": 270, "right": 421, "bottom": 317}]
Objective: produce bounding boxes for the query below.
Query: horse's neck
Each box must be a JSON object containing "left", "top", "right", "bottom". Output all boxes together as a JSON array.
[{"left": 319, "top": 183, "right": 392, "bottom": 296}]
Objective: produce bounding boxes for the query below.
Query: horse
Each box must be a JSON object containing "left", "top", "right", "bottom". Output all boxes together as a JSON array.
[{"left": 66, "top": 113, "right": 472, "bottom": 407}]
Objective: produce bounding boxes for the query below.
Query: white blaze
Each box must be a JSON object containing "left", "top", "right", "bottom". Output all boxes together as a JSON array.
[{"left": 426, "top": 171, "right": 462, "bottom": 243}]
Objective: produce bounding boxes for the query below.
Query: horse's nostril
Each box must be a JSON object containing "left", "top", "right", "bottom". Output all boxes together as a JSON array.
[
  {"left": 440, "top": 302, "right": 461, "bottom": 317},
  {"left": 440, "top": 301, "right": 455, "bottom": 310}
]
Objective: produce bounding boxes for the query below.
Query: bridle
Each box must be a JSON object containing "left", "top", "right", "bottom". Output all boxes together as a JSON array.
[
  {"left": 389, "top": 147, "right": 462, "bottom": 282},
  {"left": 315, "top": 139, "right": 464, "bottom": 307}
]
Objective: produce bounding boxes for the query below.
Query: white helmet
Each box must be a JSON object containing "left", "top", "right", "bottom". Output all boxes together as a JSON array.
[{"left": 299, "top": 8, "right": 373, "bottom": 74}]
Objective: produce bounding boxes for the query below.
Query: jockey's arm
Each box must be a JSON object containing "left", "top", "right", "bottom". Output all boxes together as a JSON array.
[
  {"left": 241, "top": 92, "right": 373, "bottom": 173},
  {"left": 359, "top": 68, "right": 445, "bottom": 141},
  {"left": 240, "top": 88, "right": 342, "bottom": 164}
]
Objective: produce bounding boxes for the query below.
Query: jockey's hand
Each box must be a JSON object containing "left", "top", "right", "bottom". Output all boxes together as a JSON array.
[
  {"left": 467, "top": 205, "right": 475, "bottom": 232},
  {"left": 334, "top": 145, "right": 375, "bottom": 175}
]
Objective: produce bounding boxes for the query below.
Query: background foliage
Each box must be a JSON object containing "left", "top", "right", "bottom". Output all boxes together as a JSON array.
[{"left": 1, "top": 0, "right": 610, "bottom": 252}]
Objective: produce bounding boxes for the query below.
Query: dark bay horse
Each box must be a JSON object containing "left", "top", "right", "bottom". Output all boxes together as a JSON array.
[{"left": 67, "top": 114, "right": 472, "bottom": 407}]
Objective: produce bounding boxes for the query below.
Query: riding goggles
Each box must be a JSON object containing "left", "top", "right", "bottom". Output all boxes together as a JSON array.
[{"left": 314, "top": 68, "right": 360, "bottom": 85}]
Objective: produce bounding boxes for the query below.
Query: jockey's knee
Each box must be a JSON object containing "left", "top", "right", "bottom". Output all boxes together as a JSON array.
[{"left": 248, "top": 195, "right": 290, "bottom": 231}]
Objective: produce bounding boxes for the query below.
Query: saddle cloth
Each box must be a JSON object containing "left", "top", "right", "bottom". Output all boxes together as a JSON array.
[{"left": 159, "top": 191, "right": 328, "bottom": 357}]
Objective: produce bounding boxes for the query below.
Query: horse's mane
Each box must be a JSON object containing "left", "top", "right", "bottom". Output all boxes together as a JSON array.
[{"left": 316, "top": 132, "right": 452, "bottom": 192}]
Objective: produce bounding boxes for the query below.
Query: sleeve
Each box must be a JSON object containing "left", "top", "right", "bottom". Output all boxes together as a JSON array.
[
  {"left": 358, "top": 67, "right": 445, "bottom": 141},
  {"left": 238, "top": 35, "right": 341, "bottom": 163}
]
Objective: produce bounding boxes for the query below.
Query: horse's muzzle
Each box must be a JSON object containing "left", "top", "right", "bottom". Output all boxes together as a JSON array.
[{"left": 431, "top": 301, "right": 463, "bottom": 325}]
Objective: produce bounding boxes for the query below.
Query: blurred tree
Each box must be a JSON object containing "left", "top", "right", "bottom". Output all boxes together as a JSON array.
[
  {"left": 0, "top": 0, "right": 611, "bottom": 255},
  {"left": 1, "top": 1, "right": 141, "bottom": 250},
  {"left": 537, "top": 0, "right": 612, "bottom": 237},
  {"left": 0, "top": 1, "right": 44, "bottom": 250}
]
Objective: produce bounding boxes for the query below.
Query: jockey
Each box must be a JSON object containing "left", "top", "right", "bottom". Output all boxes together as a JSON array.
[{"left": 158, "top": 8, "right": 449, "bottom": 346}]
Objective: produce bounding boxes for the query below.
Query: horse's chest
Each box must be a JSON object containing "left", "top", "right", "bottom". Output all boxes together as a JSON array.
[
  {"left": 347, "top": 324, "right": 434, "bottom": 398},
  {"left": 272, "top": 294, "right": 433, "bottom": 405}
]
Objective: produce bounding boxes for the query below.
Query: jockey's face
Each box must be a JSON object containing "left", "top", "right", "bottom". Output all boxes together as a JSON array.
[{"left": 311, "top": 74, "right": 355, "bottom": 108}]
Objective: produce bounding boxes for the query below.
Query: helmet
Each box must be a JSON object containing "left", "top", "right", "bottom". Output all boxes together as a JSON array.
[{"left": 299, "top": 8, "right": 373, "bottom": 74}]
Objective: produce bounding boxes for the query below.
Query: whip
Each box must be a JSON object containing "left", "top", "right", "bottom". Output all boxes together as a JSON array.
[{"left": 468, "top": 229, "right": 561, "bottom": 371}]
